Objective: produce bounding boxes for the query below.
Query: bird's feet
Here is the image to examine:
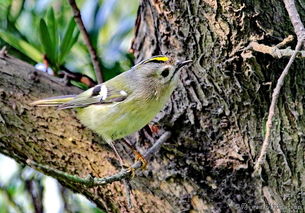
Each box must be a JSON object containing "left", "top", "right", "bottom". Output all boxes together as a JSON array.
[
  {"left": 122, "top": 138, "right": 148, "bottom": 170},
  {"left": 133, "top": 150, "right": 147, "bottom": 170},
  {"left": 127, "top": 167, "right": 136, "bottom": 178}
]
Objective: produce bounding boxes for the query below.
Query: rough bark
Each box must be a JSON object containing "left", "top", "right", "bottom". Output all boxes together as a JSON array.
[
  {"left": 1, "top": 0, "right": 305, "bottom": 212},
  {"left": 130, "top": 0, "right": 305, "bottom": 212}
]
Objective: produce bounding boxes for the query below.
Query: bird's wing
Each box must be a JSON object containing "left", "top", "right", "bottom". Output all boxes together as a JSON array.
[{"left": 58, "top": 83, "right": 129, "bottom": 109}]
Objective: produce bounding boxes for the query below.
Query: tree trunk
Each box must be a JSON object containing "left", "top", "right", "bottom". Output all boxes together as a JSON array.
[
  {"left": 131, "top": 0, "right": 305, "bottom": 212},
  {"left": 1, "top": 0, "right": 305, "bottom": 212}
]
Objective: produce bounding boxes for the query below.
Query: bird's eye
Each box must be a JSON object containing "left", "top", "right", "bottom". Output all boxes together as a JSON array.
[{"left": 161, "top": 68, "right": 170, "bottom": 78}]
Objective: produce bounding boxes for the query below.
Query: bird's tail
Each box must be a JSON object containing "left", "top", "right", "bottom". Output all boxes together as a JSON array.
[{"left": 30, "top": 95, "right": 76, "bottom": 107}]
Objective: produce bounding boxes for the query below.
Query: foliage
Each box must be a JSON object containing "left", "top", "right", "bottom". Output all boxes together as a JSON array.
[
  {"left": 0, "top": 0, "right": 137, "bottom": 82},
  {"left": 0, "top": 29, "right": 42, "bottom": 62},
  {"left": 39, "top": 9, "right": 80, "bottom": 72},
  {"left": 0, "top": 8, "right": 80, "bottom": 73},
  {"left": 68, "top": 0, "right": 137, "bottom": 81}
]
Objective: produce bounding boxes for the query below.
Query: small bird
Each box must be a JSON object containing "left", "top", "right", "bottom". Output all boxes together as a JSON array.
[{"left": 31, "top": 55, "right": 192, "bottom": 168}]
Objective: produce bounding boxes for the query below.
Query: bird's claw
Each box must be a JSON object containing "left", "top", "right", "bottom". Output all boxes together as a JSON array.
[
  {"left": 127, "top": 167, "right": 136, "bottom": 178},
  {"left": 133, "top": 151, "right": 147, "bottom": 170}
]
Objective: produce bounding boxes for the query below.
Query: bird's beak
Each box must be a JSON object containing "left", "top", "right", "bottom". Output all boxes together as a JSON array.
[{"left": 176, "top": 60, "right": 192, "bottom": 70}]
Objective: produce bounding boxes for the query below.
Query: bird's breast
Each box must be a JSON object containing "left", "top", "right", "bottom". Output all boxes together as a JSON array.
[{"left": 76, "top": 94, "right": 169, "bottom": 141}]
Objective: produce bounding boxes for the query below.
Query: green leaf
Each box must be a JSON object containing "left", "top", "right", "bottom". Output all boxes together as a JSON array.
[
  {"left": 69, "top": 30, "right": 80, "bottom": 51},
  {"left": 0, "top": 30, "right": 42, "bottom": 62},
  {"left": 39, "top": 18, "right": 55, "bottom": 64},
  {"left": 59, "top": 18, "right": 78, "bottom": 64},
  {"left": 9, "top": 0, "right": 25, "bottom": 23},
  {"left": 46, "top": 8, "right": 58, "bottom": 60},
  {"left": 70, "top": 80, "right": 89, "bottom": 90}
]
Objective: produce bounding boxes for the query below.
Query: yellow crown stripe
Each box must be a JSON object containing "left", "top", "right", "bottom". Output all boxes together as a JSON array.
[
  {"left": 148, "top": 56, "right": 169, "bottom": 62},
  {"left": 141, "top": 56, "right": 169, "bottom": 64}
]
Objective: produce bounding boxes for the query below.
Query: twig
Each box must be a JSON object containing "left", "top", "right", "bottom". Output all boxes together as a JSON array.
[
  {"left": 0, "top": 46, "right": 7, "bottom": 58},
  {"left": 247, "top": 35, "right": 305, "bottom": 58},
  {"left": 59, "top": 186, "right": 73, "bottom": 213},
  {"left": 253, "top": 37, "right": 305, "bottom": 177},
  {"left": 24, "top": 179, "right": 44, "bottom": 213},
  {"left": 122, "top": 179, "right": 133, "bottom": 208},
  {"left": 26, "top": 132, "right": 172, "bottom": 187},
  {"left": 249, "top": 41, "right": 305, "bottom": 58},
  {"left": 276, "top": 35, "right": 294, "bottom": 48},
  {"left": 67, "top": 0, "right": 104, "bottom": 84},
  {"left": 283, "top": 0, "right": 305, "bottom": 41}
]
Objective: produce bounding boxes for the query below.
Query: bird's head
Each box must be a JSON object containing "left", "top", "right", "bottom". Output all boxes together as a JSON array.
[{"left": 132, "top": 55, "right": 192, "bottom": 95}]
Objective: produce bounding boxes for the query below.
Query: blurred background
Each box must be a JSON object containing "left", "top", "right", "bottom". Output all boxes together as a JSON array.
[{"left": 0, "top": 0, "right": 138, "bottom": 212}]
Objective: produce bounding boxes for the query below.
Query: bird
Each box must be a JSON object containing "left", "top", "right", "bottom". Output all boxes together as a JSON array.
[{"left": 31, "top": 55, "right": 192, "bottom": 168}]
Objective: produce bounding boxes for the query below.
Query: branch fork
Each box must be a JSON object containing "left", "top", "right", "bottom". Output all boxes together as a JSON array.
[{"left": 252, "top": 0, "right": 305, "bottom": 176}]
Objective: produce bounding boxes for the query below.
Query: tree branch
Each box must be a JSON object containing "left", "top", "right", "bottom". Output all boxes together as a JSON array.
[
  {"left": 253, "top": 36, "right": 305, "bottom": 177},
  {"left": 248, "top": 37, "right": 305, "bottom": 58},
  {"left": 283, "top": 0, "right": 305, "bottom": 41},
  {"left": 26, "top": 132, "right": 172, "bottom": 187},
  {"left": 67, "top": 0, "right": 104, "bottom": 83}
]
